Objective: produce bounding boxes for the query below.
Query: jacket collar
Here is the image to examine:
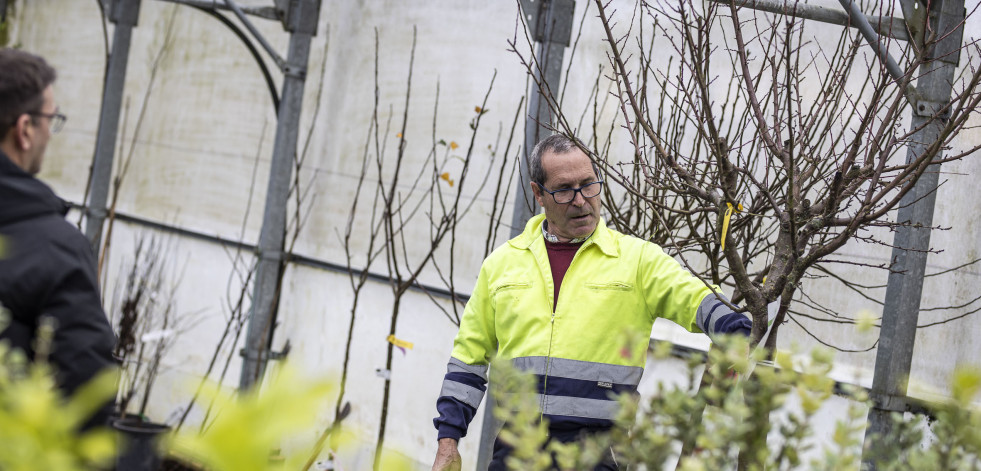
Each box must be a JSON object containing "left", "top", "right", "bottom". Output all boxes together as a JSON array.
[
  {"left": 509, "top": 213, "right": 618, "bottom": 257},
  {"left": 0, "top": 149, "right": 69, "bottom": 224}
]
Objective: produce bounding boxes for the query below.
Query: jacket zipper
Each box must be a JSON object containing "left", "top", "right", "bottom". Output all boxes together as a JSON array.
[
  {"left": 541, "top": 271, "right": 556, "bottom": 427},
  {"left": 540, "top": 239, "right": 592, "bottom": 430},
  {"left": 541, "top": 314, "right": 555, "bottom": 430}
]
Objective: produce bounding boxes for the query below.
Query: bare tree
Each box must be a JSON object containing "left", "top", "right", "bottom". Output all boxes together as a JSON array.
[
  {"left": 515, "top": 0, "right": 981, "bottom": 352},
  {"left": 96, "top": 4, "right": 179, "bottom": 280},
  {"left": 296, "top": 26, "right": 523, "bottom": 471},
  {"left": 175, "top": 24, "right": 332, "bottom": 431},
  {"left": 110, "top": 234, "right": 199, "bottom": 420}
]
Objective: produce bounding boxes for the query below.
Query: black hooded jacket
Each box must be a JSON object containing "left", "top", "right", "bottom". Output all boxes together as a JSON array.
[{"left": 0, "top": 150, "right": 116, "bottom": 406}]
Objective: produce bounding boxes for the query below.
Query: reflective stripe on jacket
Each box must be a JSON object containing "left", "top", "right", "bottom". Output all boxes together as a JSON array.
[{"left": 434, "top": 214, "right": 740, "bottom": 439}]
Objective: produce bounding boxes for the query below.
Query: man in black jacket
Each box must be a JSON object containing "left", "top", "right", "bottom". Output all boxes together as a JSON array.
[{"left": 0, "top": 48, "right": 116, "bottom": 426}]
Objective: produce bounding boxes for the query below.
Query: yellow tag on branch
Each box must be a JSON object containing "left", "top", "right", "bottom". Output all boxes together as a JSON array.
[
  {"left": 721, "top": 203, "right": 734, "bottom": 250},
  {"left": 387, "top": 335, "right": 414, "bottom": 350},
  {"left": 720, "top": 202, "right": 742, "bottom": 250}
]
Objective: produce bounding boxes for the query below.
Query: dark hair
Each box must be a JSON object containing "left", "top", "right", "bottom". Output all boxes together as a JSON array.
[
  {"left": 529, "top": 133, "right": 601, "bottom": 185},
  {"left": 0, "top": 48, "right": 57, "bottom": 137}
]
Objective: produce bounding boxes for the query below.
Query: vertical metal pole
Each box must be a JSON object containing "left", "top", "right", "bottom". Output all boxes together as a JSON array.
[
  {"left": 508, "top": 0, "right": 576, "bottom": 235},
  {"left": 238, "top": 0, "right": 321, "bottom": 391},
  {"left": 85, "top": 0, "right": 141, "bottom": 255},
  {"left": 862, "top": 1, "right": 964, "bottom": 468},
  {"left": 478, "top": 1, "right": 575, "bottom": 468}
]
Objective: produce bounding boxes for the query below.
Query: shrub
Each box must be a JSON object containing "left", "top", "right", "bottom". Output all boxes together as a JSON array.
[
  {"left": 0, "top": 313, "right": 119, "bottom": 471},
  {"left": 490, "top": 335, "right": 981, "bottom": 470}
]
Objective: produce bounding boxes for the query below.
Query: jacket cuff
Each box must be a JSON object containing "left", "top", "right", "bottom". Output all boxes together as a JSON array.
[
  {"left": 437, "top": 424, "right": 465, "bottom": 441},
  {"left": 714, "top": 312, "right": 752, "bottom": 336},
  {"left": 696, "top": 293, "right": 752, "bottom": 339}
]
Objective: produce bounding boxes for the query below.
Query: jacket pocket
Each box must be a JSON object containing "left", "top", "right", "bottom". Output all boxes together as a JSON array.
[
  {"left": 585, "top": 281, "right": 633, "bottom": 291},
  {"left": 491, "top": 281, "right": 531, "bottom": 294}
]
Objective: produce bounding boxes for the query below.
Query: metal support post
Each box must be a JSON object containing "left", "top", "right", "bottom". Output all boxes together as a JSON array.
[
  {"left": 238, "top": 0, "right": 321, "bottom": 391},
  {"left": 862, "top": 0, "right": 965, "bottom": 468},
  {"left": 84, "top": 0, "right": 141, "bottom": 255},
  {"left": 507, "top": 0, "right": 576, "bottom": 235},
  {"left": 477, "top": 1, "right": 575, "bottom": 468}
]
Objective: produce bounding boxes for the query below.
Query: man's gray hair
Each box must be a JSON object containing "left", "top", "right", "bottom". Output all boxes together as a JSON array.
[{"left": 528, "top": 134, "right": 600, "bottom": 185}]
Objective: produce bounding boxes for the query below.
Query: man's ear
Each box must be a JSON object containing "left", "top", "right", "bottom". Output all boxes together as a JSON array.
[
  {"left": 530, "top": 181, "right": 545, "bottom": 207},
  {"left": 13, "top": 114, "right": 34, "bottom": 151}
]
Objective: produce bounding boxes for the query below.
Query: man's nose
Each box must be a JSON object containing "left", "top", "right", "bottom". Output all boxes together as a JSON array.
[{"left": 571, "top": 190, "right": 586, "bottom": 206}]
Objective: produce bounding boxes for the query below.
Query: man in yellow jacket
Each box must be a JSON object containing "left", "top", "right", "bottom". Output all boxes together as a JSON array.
[{"left": 432, "top": 135, "right": 751, "bottom": 470}]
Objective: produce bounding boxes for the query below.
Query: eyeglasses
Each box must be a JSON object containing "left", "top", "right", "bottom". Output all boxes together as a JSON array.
[
  {"left": 535, "top": 180, "right": 604, "bottom": 204},
  {"left": 30, "top": 109, "right": 67, "bottom": 133}
]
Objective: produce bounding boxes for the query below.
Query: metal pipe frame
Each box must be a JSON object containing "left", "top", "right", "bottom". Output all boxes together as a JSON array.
[
  {"left": 708, "top": 0, "right": 910, "bottom": 41},
  {"left": 85, "top": 0, "right": 141, "bottom": 255},
  {"left": 712, "top": 0, "right": 923, "bottom": 111},
  {"left": 223, "top": 0, "right": 285, "bottom": 70},
  {"left": 185, "top": 5, "right": 280, "bottom": 111},
  {"left": 485, "top": 1, "right": 576, "bottom": 468},
  {"left": 238, "top": 0, "right": 320, "bottom": 391},
  {"left": 862, "top": 1, "right": 965, "bottom": 467},
  {"left": 72, "top": 204, "right": 469, "bottom": 303},
  {"left": 836, "top": 0, "right": 919, "bottom": 102},
  {"left": 155, "top": 0, "right": 278, "bottom": 21}
]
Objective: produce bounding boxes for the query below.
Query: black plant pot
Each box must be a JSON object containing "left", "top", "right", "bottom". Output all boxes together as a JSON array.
[{"left": 113, "top": 417, "right": 170, "bottom": 471}]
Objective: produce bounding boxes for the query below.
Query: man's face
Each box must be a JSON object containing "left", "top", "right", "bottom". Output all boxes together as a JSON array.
[
  {"left": 22, "top": 85, "right": 56, "bottom": 175},
  {"left": 531, "top": 147, "right": 601, "bottom": 241}
]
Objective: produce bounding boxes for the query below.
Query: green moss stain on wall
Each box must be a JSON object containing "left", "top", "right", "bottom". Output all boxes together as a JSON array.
[{"left": 0, "top": 0, "right": 16, "bottom": 47}]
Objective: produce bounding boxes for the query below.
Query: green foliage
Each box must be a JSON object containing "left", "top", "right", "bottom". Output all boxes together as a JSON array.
[
  {"left": 166, "top": 364, "right": 417, "bottom": 471},
  {"left": 866, "top": 368, "right": 981, "bottom": 471},
  {"left": 0, "top": 329, "right": 415, "bottom": 471},
  {"left": 491, "top": 337, "right": 981, "bottom": 470},
  {"left": 490, "top": 356, "right": 553, "bottom": 471},
  {"left": 0, "top": 315, "right": 119, "bottom": 471},
  {"left": 167, "top": 366, "right": 334, "bottom": 471}
]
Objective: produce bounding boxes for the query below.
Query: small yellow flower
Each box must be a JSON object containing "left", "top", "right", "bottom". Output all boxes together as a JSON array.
[
  {"left": 450, "top": 141, "right": 459, "bottom": 150},
  {"left": 396, "top": 132, "right": 402, "bottom": 138},
  {"left": 474, "top": 106, "right": 483, "bottom": 113},
  {"left": 440, "top": 172, "right": 455, "bottom": 187}
]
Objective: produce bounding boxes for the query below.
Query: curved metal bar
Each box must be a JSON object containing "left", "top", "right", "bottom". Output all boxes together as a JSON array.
[
  {"left": 224, "top": 0, "right": 286, "bottom": 69},
  {"left": 189, "top": 5, "right": 280, "bottom": 111}
]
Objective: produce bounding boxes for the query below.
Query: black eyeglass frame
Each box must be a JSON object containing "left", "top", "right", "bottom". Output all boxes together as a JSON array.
[
  {"left": 29, "top": 109, "right": 67, "bottom": 133},
  {"left": 535, "top": 180, "right": 604, "bottom": 204}
]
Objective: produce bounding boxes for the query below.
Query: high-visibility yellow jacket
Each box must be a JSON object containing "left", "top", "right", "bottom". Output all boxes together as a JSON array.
[{"left": 434, "top": 214, "right": 750, "bottom": 439}]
